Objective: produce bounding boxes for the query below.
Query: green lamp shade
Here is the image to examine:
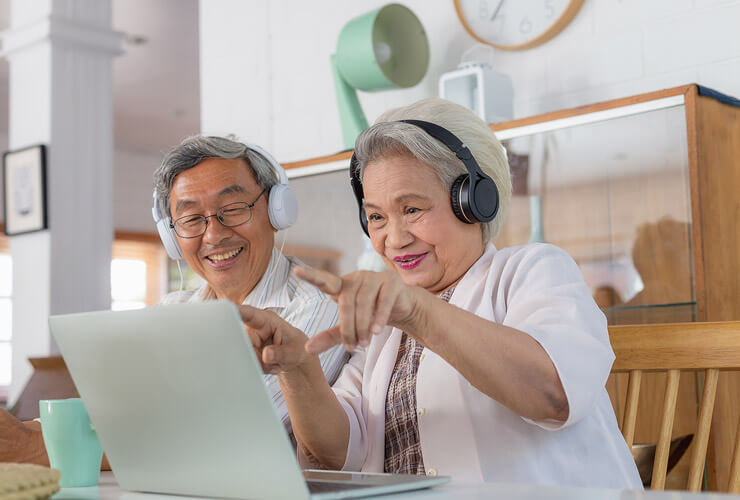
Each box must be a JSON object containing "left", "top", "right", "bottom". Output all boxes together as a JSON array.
[{"left": 332, "top": 4, "right": 430, "bottom": 149}]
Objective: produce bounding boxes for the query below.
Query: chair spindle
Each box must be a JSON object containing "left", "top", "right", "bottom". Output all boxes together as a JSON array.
[
  {"left": 622, "top": 369, "right": 642, "bottom": 448},
  {"left": 651, "top": 369, "right": 680, "bottom": 490},
  {"left": 729, "top": 418, "right": 740, "bottom": 493},
  {"left": 687, "top": 368, "right": 719, "bottom": 491}
]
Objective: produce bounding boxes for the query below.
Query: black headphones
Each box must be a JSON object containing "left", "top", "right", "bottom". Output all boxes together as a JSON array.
[{"left": 349, "top": 119, "right": 500, "bottom": 236}]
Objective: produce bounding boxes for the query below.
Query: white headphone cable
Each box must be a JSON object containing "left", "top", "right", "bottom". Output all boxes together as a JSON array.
[
  {"left": 176, "top": 259, "right": 184, "bottom": 293},
  {"left": 278, "top": 229, "right": 288, "bottom": 255}
]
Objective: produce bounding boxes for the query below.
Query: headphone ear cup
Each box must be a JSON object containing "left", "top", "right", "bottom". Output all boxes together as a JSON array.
[
  {"left": 358, "top": 206, "right": 369, "bottom": 237},
  {"left": 267, "top": 184, "right": 298, "bottom": 230},
  {"left": 155, "top": 218, "right": 184, "bottom": 260},
  {"left": 450, "top": 174, "right": 472, "bottom": 224},
  {"left": 152, "top": 191, "right": 183, "bottom": 260},
  {"left": 349, "top": 156, "right": 369, "bottom": 236},
  {"left": 469, "top": 176, "right": 500, "bottom": 223}
]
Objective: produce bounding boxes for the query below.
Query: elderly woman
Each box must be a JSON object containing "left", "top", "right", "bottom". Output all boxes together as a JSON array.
[{"left": 240, "top": 98, "right": 642, "bottom": 488}]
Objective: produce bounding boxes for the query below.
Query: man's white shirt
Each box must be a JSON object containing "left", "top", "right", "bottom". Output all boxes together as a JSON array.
[{"left": 161, "top": 248, "right": 347, "bottom": 430}]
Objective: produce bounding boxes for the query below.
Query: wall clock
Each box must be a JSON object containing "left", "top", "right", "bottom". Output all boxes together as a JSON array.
[{"left": 453, "top": 0, "right": 584, "bottom": 51}]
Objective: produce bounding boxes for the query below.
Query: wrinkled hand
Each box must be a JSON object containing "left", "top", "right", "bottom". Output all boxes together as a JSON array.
[
  {"left": 0, "top": 408, "right": 47, "bottom": 465},
  {"left": 294, "top": 267, "right": 418, "bottom": 354},
  {"left": 238, "top": 305, "right": 312, "bottom": 375}
]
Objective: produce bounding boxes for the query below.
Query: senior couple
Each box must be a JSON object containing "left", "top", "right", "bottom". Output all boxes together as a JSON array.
[{"left": 0, "top": 98, "right": 641, "bottom": 489}]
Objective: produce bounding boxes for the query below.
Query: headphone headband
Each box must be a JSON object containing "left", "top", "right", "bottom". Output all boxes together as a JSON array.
[
  {"left": 350, "top": 119, "right": 499, "bottom": 236},
  {"left": 244, "top": 142, "right": 289, "bottom": 186}
]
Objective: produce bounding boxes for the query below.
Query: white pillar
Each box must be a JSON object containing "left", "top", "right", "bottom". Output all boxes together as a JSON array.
[{"left": 2, "top": 0, "right": 122, "bottom": 406}]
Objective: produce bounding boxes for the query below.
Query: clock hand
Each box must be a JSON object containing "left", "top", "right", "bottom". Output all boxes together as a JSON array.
[{"left": 490, "top": 0, "right": 505, "bottom": 21}]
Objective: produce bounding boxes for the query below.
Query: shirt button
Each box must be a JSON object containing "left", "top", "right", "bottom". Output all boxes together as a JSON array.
[
  {"left": 426, "top": 468, "right": 438, "bottom": 477},
  {"left": 417, "top": 407, "right": 426, "bottom": 418}
]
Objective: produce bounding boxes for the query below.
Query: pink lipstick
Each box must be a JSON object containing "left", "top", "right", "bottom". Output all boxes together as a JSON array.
[{"left": 393, "top": 253, "right": 427, "bottom": 270}]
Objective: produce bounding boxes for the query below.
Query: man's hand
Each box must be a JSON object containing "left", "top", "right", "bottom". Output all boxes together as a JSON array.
[
  {"left": 0, "top": 409, "right": 48, "bottom": 465},
  {"left": 238, "top": 305, "right": 313, "bottom": 375}
]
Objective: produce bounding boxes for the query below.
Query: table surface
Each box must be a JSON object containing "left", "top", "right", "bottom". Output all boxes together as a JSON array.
[{"left": 51, "top": 472, "right": 740, "bottom": 500}]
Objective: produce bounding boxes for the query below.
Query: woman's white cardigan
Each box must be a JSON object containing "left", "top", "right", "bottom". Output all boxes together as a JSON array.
[{"left": 328, "top": 243, "right": 642, "bottom": 489}]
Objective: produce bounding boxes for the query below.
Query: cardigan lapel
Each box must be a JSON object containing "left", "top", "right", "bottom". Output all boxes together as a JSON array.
[{"left": 364, "top": 327, "right": 402, "bottom": 472}]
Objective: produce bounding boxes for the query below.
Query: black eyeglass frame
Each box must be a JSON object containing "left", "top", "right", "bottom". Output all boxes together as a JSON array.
[{"left": 170, "top": 188, "right": 267, "bottom": 238}]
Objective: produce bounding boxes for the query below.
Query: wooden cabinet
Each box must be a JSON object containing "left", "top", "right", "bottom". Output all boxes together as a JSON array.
[
  {"left": 487, "top": 85, "right": 740, "bottom": 490},
  {"left": 283, "top": 84, "right": 740, "bottom": 490}
]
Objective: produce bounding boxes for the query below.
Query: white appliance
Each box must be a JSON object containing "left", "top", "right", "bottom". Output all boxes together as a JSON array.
[{"left": 439, "top": 62, "right": 513, "bottom": 124}]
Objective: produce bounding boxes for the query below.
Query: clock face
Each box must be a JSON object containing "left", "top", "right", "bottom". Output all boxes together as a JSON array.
[{"left": 455, "top": 0, "right": 583, "bottom": 50}]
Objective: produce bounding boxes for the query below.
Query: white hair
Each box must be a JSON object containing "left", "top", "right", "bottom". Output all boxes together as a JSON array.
[
  {"left": 353, "top": 98, "right": 511, "bottom": 241},
  {"left": 154, "top": 135, "right": 278, "bottom": 217}
]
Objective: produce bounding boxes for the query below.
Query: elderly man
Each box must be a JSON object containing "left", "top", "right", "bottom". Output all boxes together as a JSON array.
[{"left": 0, "top": 135, "right": 346, "bottom": 465}]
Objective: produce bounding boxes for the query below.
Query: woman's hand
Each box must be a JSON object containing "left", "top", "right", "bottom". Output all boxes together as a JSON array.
[
  {"left": 238, "top": 305, "right": 312, "bottom": 375},
  {"left": 294, "top": 267, "right": 421, "bottom": 354}
]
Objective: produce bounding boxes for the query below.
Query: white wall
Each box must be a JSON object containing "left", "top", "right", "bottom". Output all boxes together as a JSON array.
[{"left": 113, "top": 147, "right": 166, "bottom": 232}]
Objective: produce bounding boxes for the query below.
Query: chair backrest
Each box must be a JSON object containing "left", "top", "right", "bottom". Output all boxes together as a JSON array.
[{"left": 608, "top": 321, "right": 740, "bottom": 493}]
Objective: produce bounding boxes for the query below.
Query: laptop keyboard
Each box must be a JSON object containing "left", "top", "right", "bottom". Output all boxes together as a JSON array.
[{"left": 307, "top": 481, "right": 377, "bottom": 494}]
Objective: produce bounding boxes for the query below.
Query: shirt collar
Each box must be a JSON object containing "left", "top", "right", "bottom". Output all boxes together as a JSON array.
[{"left": 189, "top": 247, "right": 291, "bottom": 310}]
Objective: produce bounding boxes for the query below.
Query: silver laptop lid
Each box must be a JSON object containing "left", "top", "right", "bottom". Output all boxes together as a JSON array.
[{"left": 50, "top": 301, "right": 309, "bottom": 500}]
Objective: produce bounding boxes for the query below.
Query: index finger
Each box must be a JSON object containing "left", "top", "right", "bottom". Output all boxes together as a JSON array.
[
  {"left": 294, "top": 266, "right": 342, "bottom": 296},
  {"left": 305, "top": 325, "right": 342, "bottom": 355},
  {"left": 238, "top": 304, "right": 273, "bottom": 329},
  {"left": 238, "top": 305, "right": 278, "bottom": 347}
]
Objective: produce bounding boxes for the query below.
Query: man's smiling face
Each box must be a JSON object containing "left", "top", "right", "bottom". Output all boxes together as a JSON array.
[{"left": 168, "top": 157, "right": 276, "bottom": 303}]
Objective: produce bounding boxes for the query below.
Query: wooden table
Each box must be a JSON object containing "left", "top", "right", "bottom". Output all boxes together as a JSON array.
[{"left": 52, "top": 472, "right": 737, "bottom": 499}]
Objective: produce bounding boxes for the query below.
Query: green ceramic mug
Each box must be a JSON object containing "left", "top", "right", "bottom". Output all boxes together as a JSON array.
[{"left": 39, "top": 398, "right": 103, "bottom": 487}]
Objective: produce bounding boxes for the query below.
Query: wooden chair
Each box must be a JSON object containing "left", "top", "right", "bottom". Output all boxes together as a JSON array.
[{"left": 609, "top": 321, "right": 740, "bottom": 493}]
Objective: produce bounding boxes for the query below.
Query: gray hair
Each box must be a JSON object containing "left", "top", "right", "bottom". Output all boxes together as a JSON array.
[
  {"left": 153, "top": 135, "right": 278, "bottom": 217},
  {"left": 353, "top": 98, "right": 511, "bottom": 241}
]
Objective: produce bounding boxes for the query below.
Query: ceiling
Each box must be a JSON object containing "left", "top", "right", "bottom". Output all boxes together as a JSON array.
[{"left": 0, "top": 0, "right": 201, "bottom": 155}]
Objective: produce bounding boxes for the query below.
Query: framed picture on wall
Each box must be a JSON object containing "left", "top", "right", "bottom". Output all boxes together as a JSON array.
[{"left": 2, "top": 144, "right": 48, "bottom": 236}]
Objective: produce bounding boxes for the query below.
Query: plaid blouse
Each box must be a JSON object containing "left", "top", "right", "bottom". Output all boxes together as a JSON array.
[{"left": 383, "top": 287, "right": 455, "bottom": 475}]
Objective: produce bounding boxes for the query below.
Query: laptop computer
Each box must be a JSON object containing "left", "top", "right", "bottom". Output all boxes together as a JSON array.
[{"left": 50, "top": 301, "right": 450, "bottom": 499}]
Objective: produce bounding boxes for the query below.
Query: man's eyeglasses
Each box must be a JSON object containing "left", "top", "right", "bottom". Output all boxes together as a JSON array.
[{"left": 170, "top": 189, "right": 267, "bottom": 238}]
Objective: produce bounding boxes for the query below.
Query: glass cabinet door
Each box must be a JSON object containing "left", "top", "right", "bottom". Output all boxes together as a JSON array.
[{"left": 494, "top": 103, "right": 695, "bottom": 325}]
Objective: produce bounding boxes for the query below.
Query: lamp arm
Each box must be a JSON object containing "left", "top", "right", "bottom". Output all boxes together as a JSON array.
[{"left": 331, "top": 54, "right": 369, "bottom": 150}]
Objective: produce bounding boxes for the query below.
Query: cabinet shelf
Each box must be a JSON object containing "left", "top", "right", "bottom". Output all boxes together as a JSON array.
[{"left": 603, "top": 301, "right": 697, "bottom": 313}]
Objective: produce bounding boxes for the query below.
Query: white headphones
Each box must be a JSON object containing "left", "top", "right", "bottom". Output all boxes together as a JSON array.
[{"left": 152, "top": 142, "right": 298, "bottom": 260}]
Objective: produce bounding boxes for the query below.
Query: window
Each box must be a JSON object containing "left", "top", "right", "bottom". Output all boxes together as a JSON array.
[
  {"left": 111, "top": 258, "right": 148, "bottom": 310},
  {"left": 112, "top": 235, "right": 168, "bottom": 308},
  {"left": 0, "top": 249, "right": 12, "bottom": 396}
]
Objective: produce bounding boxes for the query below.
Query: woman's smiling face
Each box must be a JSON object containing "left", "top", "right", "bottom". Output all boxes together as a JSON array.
[{"left": 362, "top": 153, "right": 486, "bottom": 294}]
